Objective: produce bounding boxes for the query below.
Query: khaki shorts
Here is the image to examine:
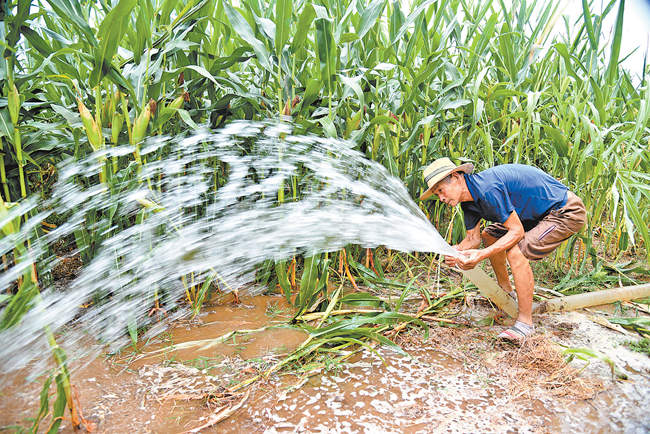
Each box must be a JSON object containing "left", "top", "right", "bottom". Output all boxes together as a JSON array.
[{"left": 483, "top": 191, "right": 586, "bottom": 261}]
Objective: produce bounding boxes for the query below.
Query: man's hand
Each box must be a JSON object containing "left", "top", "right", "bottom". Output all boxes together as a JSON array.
[
  {"left": 455, "top": 249, "right": 483, "bottom": 270},
  {"left": 444, "top": 225, "right": 483, "bottom": 269},
  {"left": 444, "top": 245, "right": 460, "bottom": 267}
]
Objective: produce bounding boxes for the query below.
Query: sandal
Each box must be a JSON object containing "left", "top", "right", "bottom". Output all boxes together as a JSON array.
[{"left": 497, "top": 321, "right": 534, "bottom": 341}]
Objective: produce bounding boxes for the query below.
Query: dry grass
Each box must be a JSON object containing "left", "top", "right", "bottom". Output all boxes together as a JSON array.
[
  {"left": 497, "top": 335, "right": 604, "bottom": 400},
  {"left": 422, "top": 325, "right": 604, "bottom": 401}
]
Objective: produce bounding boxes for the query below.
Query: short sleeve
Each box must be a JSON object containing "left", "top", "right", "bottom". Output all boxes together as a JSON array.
[
  {"left": 461, "top": 203, "right": 481, "bottom": 230},
  {"left": 484, "top": 186, "right": 515, "bottom": 223}
]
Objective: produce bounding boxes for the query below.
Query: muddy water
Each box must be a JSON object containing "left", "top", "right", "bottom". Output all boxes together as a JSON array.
[
  {"left": 126, "top": 296, "right": 307, "bottom": 369},
  {"left": 222, "top": 347, "right": 598, "bottom": 434},
  {"left": 2, "top": 296, "right": 650, "bottom": 433}
]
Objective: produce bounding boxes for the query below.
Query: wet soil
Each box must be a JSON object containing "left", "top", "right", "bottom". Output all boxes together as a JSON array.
[{"left": 1, "top": 295, "right": 649, "bottom": 434}]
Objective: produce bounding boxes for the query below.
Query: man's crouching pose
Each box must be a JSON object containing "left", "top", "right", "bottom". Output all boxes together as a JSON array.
[{"left": 419, "top": 158, "right": 586, "bottom": 339}]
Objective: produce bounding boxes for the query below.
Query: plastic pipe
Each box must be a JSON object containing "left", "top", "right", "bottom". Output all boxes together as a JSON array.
[
  {"left": 533, "top": 284, "right": 650, "bottom": 314},
  {"left": 460, "top": 266, "right": 519, "bottom": 317}
]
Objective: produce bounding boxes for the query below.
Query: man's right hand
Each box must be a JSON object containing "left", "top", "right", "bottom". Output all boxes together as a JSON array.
[{"left": 444, "top": 245, "right": 460, "bottom": 267}]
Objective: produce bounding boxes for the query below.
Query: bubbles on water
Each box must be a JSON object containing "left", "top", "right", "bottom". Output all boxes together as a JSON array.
[{"left": 0, "top": 120, "right": 455, "bottom": 373}]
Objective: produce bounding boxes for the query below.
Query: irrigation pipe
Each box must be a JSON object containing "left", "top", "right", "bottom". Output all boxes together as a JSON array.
[
  {"left": 532, "top": 284, "right": 650, "bottom": 314},
  {"left": 459, "top": 267, "right": 519, "bottom": 317},
  {"left": 455, "top": 265, "right": 650, "bottom": 317}
]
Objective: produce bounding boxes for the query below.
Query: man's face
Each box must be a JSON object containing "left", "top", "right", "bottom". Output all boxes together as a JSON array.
[{"left": 432, "top": 173, "right": 462, "bottom": 207}]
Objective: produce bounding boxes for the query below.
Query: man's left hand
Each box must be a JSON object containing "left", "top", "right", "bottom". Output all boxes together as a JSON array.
[{"left": 455, "top": 249, "right": 483, "bottom": 270}]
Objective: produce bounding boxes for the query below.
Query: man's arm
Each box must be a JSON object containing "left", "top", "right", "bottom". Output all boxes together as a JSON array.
[
  {"left": 455, "top": 211, "right": 525, "bottom": 270},
  {"left": 456, "top": 224, "right": 482, "bottom": 250},
  {"left": 445, "top": 224, "right": 481, "bottom": 267}
]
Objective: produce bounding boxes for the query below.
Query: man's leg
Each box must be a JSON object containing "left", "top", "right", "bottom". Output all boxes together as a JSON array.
[
  {"left": 506, "top": 244, "right": 534, "bottom": 326},
  {"left": 482, "top": 231, "right": 513, "bottom": 294}
]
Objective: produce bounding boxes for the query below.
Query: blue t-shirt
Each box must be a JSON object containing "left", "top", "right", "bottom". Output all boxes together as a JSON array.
[{"left": 461, "top": 164, "right": 568, "bottom": 231}]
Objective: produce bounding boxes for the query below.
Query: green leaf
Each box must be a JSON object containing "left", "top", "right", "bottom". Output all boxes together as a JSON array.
[
  {"left": 177, "top": 109, "right": 200, "bottom": 131},
  {"left": 46, "top": 0, "right": 96, "bottom": 45},
  {"left": 291, "top": 3, "right": 316, "bottom": 52},
  {"left": 276, "top": 260, "right": 292, "bottom": 304},
  {"left": 192, "top": 274, "right": 216, "bottom": 318},
  {"left": 275, "top": 0, "right": 292, "bottom": 58},
  {"left": 606, "top": 0, "right": 625, "bottom": 86},
  {"left": 224, "top": 3, "right": 273, "bottom": 73},
  {"left": 134, "top": 0, "right": 153, "bottom": 62},
  {"left": 497, "top": 22, "right": 516, "bottom": 79},
  {"left": 128, "top": 314, "right": 138, "bottom": 346},
  {"left": 553, "top": 43, "right": 585, "bottom": 86},
  {"left": 318, "top": 116, "right": 337, "bottom": 138},
  {"left": 340, "top": 33, "right": 359, "bottom": 44},
  {"left": 21, "top": 25, "right": 53, "bottom": 57},
  {"left": 0, "top": 276, "right": 39, "bottom": 330},
  {"left": 339, "top": 74, "right": 365, "bottom": 108},
  {"left": 90, "top": 0, "right": 138, "bottom": 87},
  {"left": 439, "top": 98, "right": 471, "bottom": 111},
  {"left": 369, "top": 115, "right": 397, "bottom": 126},
  {"left": 609, "top": 317, "right": 650, "bottom": 329},
  {"left": 339, "top": 292, "right": 388, "bottom": 309},
  {"left": 47, "top": 373, "right": 67, "bottom": 434},
  {"left": 466, "top": 13, "right": 498, "bottom": 83},
  {"left": 4, "top": 0, "right": 32, "bottom": 57},
  {"left": 581, "top": 0, "right": 598, "bottom": 52},
  {"left": 297, "top": 253, "right": 321, "bottom": 311},
  {"left": 389, "top": 0, "right": 404, "bottom": 45},
  {"left": 31, "top": 375, "right": 54, "bottom": 433},
  {"left": 0, "top": 109, "right": 15, "bottom": 139},
  {"left": 357, "top": 0, "right": 387, "bottom": 40},
  {"left": 563, "top": 347, "right": 626, "bottom": 379},
  {"left": 299, "top": 78, "right": 321, "bottom": 115},
  {"left": 315, "top": 17, "right": 336, "bottom": 96},
  {"left": 159, "top": 0, "right": 179, "bottom": 26},
  {"left": 383, "top": 141, "right": 398, "bottom": 177},
  {"left": 185, "top": 64, "right": 218, "bottom": 84},
  {"left": 391, "top": 0, "right": 438, "bottom": 44},
  {"left": 589, "top": 77, "right": 606, "bottom": 125},
  {"left": 543, "top": 125, "right": 568, "bottom": 157}
]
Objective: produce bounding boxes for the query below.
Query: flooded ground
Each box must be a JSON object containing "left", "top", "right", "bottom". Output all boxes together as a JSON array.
[{"left": 1, "top": 294, "right": 649, "bottom": 433}]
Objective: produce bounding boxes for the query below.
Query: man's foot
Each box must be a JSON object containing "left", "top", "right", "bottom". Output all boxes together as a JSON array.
[{"left": 497, "top": 320, "right": 534, "bottom": 341}]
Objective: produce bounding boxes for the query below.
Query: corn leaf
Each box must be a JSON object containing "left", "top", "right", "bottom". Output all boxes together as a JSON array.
[
  {"left": 224, "top": 3, "right": 273, "bottom": 73},
  {"left": 90, "top": 0, "right": 137, "bottom": 87},
  {"left": 315, "top": 17, "right": 336, "bottom": 96},
  {"left": 357, "top": 0, "right": 387, "bottom": 40},
  {"left": 606, "top": 0, "right": 625, "bottom": 87},
  {"left": 275, "top": 0, "right": 292, "bottom": 58}
]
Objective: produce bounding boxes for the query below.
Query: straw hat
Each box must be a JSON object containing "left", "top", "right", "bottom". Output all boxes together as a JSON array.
[{"left": 419, "top": 157, "right": 474, "bottom": 201}]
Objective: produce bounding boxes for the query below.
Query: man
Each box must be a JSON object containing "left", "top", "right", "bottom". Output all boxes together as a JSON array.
[{"left": 419, "top": 158, "right": 586, "bottom": 339}]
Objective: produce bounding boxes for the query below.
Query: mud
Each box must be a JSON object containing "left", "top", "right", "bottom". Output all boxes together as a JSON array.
[{"left": 1, "top": 295, "right": 649, "bottom": 433}]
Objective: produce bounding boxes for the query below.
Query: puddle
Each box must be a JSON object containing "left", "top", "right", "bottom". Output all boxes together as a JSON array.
[
  {"left": 1, "top": 296, "right": 649, "bottom": 433},
  {"left": 220, "top": 347, "right": 560, "bottom": 434}
]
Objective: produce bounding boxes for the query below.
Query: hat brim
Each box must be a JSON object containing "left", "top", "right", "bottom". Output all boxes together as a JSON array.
[{"left": 418, "top": 163, "right": 474, "bottom": 201}]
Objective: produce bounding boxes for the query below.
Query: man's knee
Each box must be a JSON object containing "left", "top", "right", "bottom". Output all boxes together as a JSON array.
[
  {"left": 506, "top": 244, "right": 529, "bottom": 268},
  {"left": 482, "top": 229, "right": 496, "bottom": 246}
]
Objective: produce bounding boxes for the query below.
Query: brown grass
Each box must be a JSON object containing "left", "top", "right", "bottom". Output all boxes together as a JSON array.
[
  {"left": 497, "top": 335, "right": 604, "bottom": 400},
  {"left": 421, "top": 325, "right": 604, "bottom": 401}
]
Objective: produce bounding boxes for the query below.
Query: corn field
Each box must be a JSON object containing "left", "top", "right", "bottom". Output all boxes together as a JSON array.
[
  {"left": 1, "top": 0, "right": 647, "bottom": 257},
  {"left": 1, "top": 0, "right": 649, "bottom": 430}
]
